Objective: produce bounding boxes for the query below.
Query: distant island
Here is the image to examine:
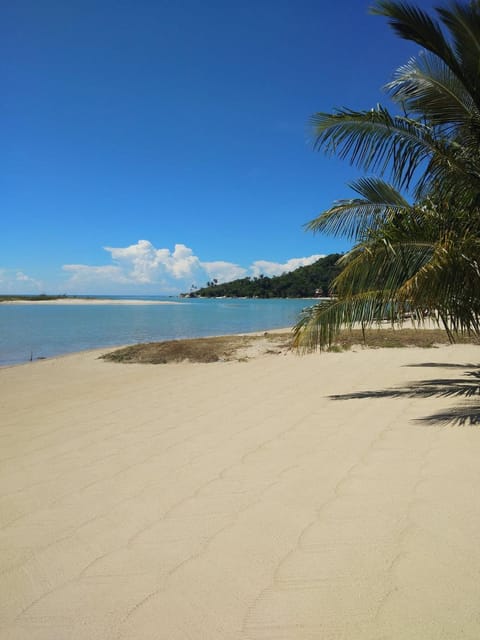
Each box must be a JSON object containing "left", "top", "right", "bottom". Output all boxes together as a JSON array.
[{"left": 182, "top": 253, "right": 342, "bottom": 298}]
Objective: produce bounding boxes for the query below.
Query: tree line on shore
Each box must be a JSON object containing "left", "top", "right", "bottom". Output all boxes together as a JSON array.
[{"left": 183, "top": 253, "right": 342, "bottom": 298}]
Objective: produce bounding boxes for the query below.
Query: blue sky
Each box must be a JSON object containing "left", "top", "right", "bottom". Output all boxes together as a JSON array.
[{"left": 3, "top": 0, "right": 438, "bottom": 294}]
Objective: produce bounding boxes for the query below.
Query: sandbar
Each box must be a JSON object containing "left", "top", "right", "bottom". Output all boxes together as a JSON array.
[
  {"left": 1, "top": 342, "right": 479, "bottom": 639},
  {"left": 1, "top": 298, "right": 180, "bottom": 305}
]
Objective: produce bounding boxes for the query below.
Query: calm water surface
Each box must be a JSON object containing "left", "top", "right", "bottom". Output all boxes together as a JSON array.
[{"left": 0, "top": 297, "right": 316, "bottom": 366}]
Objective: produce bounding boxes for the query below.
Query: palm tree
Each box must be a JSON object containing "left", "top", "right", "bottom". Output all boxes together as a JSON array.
[{"left": 294, "top": 0, "right": 480, "bottom": 350}]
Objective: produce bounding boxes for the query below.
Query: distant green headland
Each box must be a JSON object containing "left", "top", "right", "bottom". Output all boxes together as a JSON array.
[{"left": 182, "top": 253, "right": 342, "bottom": 298}]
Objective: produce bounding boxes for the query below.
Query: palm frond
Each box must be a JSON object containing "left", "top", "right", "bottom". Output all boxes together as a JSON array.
[
  {"left": 293, "top": 291, "right": 405, "bottom": 352},
  {"left": 370, "top": 1, "right": 464, "bottom": 83},
  {"left": 305, "top": 178, "right": 411, "bottom": 240},
  {"left": 386, "top": 53, "right": 479, "bottom": 132},
  {"left": 310, "top": 106, "right": 477, "bottom": 194},
  {"left": 350, "top": 176, "right": 411, "bottom": 205},
  {"left": 399, "top": 234, "right": 480, "bottom": 335},
  {"left": 436, "top": 1, "right": 480, "bottom": 109},
  {"left": 333, "top": 240, "right": 435, "bottom": 297},
  {"left": 294, "top": 233, "right": 480, "bottom": 351},
  {"left": 311, "top": 107, "right": 431, "bottom": 190}
]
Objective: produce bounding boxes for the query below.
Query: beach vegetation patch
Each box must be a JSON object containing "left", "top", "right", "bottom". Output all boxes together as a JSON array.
[
  {"left": 334, "top": 329, "right": 479, "bottom": 350},
  {"left": 100, "top": 329, "right": 479, "bottom": 364},
  {"left": 100, "top": 333, "right": 292, "bottom": 364}
]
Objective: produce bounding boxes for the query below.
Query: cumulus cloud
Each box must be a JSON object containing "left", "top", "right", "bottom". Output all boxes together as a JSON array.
[
  {"left": 0, "top": 269, "right": 43, "bottom": 292},
  {"left": 104, "top": 241, "right": 203, "bottom": 282},
  {"left": 250, "top": 255, "right": 325, "bottom": 278},
  {"left": 60, "top": 240, "right": 324, "bottom": 293},
  {"left": 203, "top": 261, "right": 247, "bottom": 282}
]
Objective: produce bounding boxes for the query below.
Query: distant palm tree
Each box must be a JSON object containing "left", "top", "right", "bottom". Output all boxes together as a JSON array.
[{"left": 294, "top": 0, "right": 480, "bottom": 350}]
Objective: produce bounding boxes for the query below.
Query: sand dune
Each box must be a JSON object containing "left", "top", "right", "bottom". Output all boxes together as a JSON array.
[{"left": 1, "top": 344, "right": 479, "bottom": 639}]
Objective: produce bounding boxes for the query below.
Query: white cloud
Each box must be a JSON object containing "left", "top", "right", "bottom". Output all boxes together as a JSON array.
[
  {"left": 103, "top": 240, "right": 203, "bottom": 282},
  {"left": 250, "top": 255, "right": 325, "bottom": 278},
  {"left": 203, "top": 261, "right": 247, "bottom": 282},
  {"left": 59, "top": 240, "right": 325, "bottom": 294},
  {"left": 62, "top": 264, "right": 130, "bottom": 285},
  {"left": 0, "top": 269, "right": 43, "bottom": 292}
]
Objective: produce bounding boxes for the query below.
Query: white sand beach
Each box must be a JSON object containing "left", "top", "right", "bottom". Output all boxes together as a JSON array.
[{"left": 1, "top": 343, "right": 480, "bottom": 639}]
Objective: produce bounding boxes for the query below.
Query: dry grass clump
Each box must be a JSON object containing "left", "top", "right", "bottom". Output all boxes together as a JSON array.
[
  {"left": 101, "top": 328, "right": 479, "bottom": 364},
  {"left": 335, "top": 328, "right": 480, "bottom": 350},
  {"left": 101, "top": 333, "right": 292, "bottom": 364}
]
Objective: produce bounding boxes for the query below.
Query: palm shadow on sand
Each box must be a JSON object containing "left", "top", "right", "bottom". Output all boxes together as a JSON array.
[{"left": 328, "top": 363, "right": 480, "bottom": 426}]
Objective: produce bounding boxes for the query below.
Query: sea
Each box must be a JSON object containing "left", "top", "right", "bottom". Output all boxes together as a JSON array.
[{"left": 0, "top": 296, "right": 319, "bottom": 367}]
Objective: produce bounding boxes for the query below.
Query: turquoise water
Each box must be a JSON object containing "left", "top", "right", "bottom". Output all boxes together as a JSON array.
[{"left": 0, "top": 297, "right": 316, "bottom": 366}]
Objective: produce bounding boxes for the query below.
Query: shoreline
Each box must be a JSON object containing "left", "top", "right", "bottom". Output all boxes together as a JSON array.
[
  {"left": 0, "top": 320, "right": 453, "bottom": 370},
  {"left": 1, "top": 342, "right": 479, "bottom": 638},
  {"left": 0, "top": 295, "right": 329, "bottom": 305},
  {"left": 0, "top": 327, "right": 294, "bottom": 370}
]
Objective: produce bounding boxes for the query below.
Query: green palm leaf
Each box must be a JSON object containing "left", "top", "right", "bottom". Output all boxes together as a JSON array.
[
  {"left": 311, "top": 107, "right": 433, "bottom": 190},
  {"left": 310, "top": 107, "right": 479, "bottom": 196},
  {"left": 305, "top": 178, "right": 411, "bottom": 240},
  {"left": 386, "top": 53, "right": 478, "bottom": 130},
  {"left": 293, "top": 292, "right": 407, "bottom": 352},
  {"left": 334, "top": 241, "right": 435, "bottom": 296},
  {"left": 370, "top": 1, "right": 467, "bottom": 89},
  {"left": 436, "top": 2, "right": 480, "bottom": 107}
]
